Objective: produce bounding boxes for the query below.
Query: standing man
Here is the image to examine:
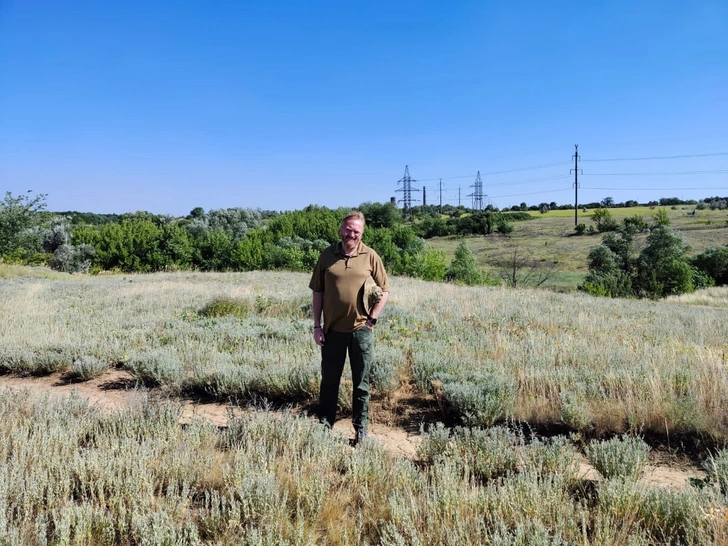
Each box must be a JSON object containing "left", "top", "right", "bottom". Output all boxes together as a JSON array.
[{"left": 309, "top": 211, "right": 389, "bottom": 445}]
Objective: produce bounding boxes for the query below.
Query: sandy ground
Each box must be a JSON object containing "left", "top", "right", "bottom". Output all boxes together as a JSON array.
[{"left": 0, "top": 369, "right": 704, "bottom": 488}]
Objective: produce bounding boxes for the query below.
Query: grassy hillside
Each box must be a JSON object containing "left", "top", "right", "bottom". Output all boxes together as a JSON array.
[{"left": 427, "top": 206, "right": 728, "bottom": 290}]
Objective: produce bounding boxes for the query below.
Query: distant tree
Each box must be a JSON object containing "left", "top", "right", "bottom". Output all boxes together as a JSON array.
[
  {"left": 188, "top": 207, "right": 205, "bottom": 219},
  {"left": 600, "top": 197, "right": 615, "bottom": 207},
  {"left": 0, "top": 191, "right": 48, "bottom": 256},
  {"left": 651, "top": 208, "right": 671, "bottom": 227},
  {"left": 692, "top": 246, "right": 728, "bottom": 286},
  {"left": 445, "top": 242, "right": 488, "bottom": 285},
  {"left": 358, "top": 201, "right": 401, "bottom": 229},
  {"left": 634, "top": 225, "right": 693, "bottom": 298},
  {"left": 591, "top": 208, "right": 618, "bottom": 232}
]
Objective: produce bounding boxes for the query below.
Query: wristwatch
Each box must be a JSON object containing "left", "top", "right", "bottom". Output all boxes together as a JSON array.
[{"left": 368, "top": 316, "right": 378, "bottom": 325}]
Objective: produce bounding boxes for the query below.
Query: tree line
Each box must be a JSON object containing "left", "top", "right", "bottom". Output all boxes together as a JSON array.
[
  {"left": 2, "top": 191, "right": 726, "bottom": 297},
  {"left": 1, "top": 193, "right": 524, "bottom": 284}
]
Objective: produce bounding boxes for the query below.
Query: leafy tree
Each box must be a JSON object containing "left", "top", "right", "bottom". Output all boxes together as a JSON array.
[
  {"left": 634, "top": 226, "right": 693, "bottom": 298},
  {"left": 446, "top": 242, "right": 487, "bottom": 285},
  {"left": 409, "top": 247, "right": 447, "bottom": 281},
  {"left": 590, "top": 208, "right": 618, "bottom": 232},
  {"left": 49, "top": 244, "right": 96, "bottom": 274},
  {"left": 358, "top": 202, "right": 401, "bottom": 229},
  {"left": 188, "top": 207, "right": 205, "bottom": 219},
  {"left": 0, "top": 191, "right": 48, "bottom": 256},
  {"left": 600, "top": 197, "right": 615, "bottom": 207},
  {"left": 691, "top": 246, "right": 728, "bottom": 286},
  {"left": 581, "top": 244, "right": 633, "bottom": 298},
  {"left": 232, "top": 230, "right": 266, "bottom": 271},
  {"left": 208, "top": 208, "right": 262, "bottom": 242},
  {"left": 651, "top": 208, "right": 671, "bottom": 227},
  {"left": 194, "top": 229, "right": 234, "bottom": 271}
]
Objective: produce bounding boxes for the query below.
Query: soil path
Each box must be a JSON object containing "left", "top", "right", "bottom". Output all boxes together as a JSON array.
[{"left": 0, "top": 370, "right": 704, "bottom": 488}]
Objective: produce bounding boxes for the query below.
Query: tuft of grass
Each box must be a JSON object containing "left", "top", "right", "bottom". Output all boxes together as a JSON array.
[{"left": 199, "top": 297, "right": 251, "bottom": 318}]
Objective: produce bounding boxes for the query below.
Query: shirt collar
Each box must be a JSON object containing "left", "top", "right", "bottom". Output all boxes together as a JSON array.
[{"left": 335, "top": 241, "right": 367, "bottom": 257}]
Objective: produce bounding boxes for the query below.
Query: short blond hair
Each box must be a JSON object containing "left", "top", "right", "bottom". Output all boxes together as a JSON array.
[{"left": 341, "top": 210, "right": 366, "bottom": 227}]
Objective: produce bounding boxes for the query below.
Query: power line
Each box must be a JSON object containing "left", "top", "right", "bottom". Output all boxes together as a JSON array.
[
  {"left": 416, "top": 160, "right": 572, "bottom": 182},
  {"left": 581, "top": 186, "right": 728, "bottom": 191},
  {"left": 488, "top": 188, "right": 572, "bottom": 199},
  {"left": 584, "top": 170, "right": 728, "bottom": 176},
  {"left": 582, "top": 152, "right": 728, "bottom": 162}
]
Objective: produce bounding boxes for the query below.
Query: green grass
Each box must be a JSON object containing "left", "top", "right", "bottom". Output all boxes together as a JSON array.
[{"left": 428, "top": 206, "right": 728, "bottom": 290}]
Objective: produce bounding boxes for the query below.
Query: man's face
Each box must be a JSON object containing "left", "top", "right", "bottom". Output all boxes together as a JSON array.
[{"left": 339, "top": 218, "right": 364, "bottom": 251}]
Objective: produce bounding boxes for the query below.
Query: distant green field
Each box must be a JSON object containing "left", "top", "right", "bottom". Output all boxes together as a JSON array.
[{"left": 430, "top": 206, "right": 728, "bottom": 291}]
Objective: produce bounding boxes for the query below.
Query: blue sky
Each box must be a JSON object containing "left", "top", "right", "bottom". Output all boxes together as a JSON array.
[{"left": 1, "top": 1, "right": 726, "bottom": 215}]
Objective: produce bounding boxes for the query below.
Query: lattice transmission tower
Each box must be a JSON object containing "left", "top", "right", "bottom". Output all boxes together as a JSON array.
[
  {"left": 468, "top": 171, "right": 485, "bottom": 210},
  {"left": 396, "top": 165, "right": 420, "bottom": 211}
]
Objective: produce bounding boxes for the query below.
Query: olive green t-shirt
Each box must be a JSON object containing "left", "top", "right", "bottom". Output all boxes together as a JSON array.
[{"left": 309, "top": 242, "right": 389, "bottom": 333}]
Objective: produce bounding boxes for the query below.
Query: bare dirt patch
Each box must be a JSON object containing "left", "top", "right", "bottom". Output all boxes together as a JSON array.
[{"left": 0, "top": 370, "right": 705, "bottom": 488}]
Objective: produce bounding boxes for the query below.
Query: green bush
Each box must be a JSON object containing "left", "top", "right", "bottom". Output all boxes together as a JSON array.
[
  {"left": 692, "top": 245, "right": 728, "bottom": 286},
  {"left": 199, "top": 297, "right": 251, "bottom": 319},
  {"left": 446, "top": 242, "right": 487, "bottom": 286}
]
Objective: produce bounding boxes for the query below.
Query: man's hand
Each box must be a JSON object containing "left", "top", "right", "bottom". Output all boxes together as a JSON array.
[{"left": 313, "top": 327, "right": 325, "bottom": 346}]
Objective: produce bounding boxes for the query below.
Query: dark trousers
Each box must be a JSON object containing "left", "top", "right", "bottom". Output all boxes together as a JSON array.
[{"left": 318, "top": 328, "right": 373, "bottom": 431}]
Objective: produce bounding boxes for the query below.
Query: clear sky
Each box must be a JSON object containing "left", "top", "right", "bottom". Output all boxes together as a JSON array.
[{"left": 1, "top": 1, "right": 727, "bottom": 216}]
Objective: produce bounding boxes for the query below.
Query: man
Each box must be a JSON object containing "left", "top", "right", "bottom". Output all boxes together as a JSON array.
[{"left": 309, "top": 211, "right": 389, "bottom": 445}]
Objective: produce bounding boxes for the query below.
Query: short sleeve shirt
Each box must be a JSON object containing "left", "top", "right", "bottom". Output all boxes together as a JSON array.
[{"left": 309, "top": 241, "right": 389, "bottom": 333}]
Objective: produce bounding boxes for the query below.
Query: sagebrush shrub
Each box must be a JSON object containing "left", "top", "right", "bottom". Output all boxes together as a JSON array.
[
  {"left": 585, "top": 435, "right": 650, "bottom": 480},
  {"left": 70, "top": 356, "right": 108, "bottom": 381}
]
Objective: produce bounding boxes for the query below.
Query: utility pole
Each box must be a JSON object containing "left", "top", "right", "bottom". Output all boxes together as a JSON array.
[
  {"left": 439, "top": 178, "right": 443, "bottom": 210},
  {"left": 458, "top": 186, "right": 461, "bottom": 207},
  {"left": 396, "top": 165, "right": 420, "bottom": 215},
  {"left": 423, "top": 186, "right": 427, "bottom": 207},
  {"left": 571, "top": 145, "right": 582, "bottom": 226},
  {"left": 468, "top": 171, "right": 484, "bottom": 210}
]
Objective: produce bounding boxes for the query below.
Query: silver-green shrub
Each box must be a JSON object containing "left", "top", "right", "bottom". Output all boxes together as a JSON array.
[
  {"left": 522, "top": 435, "right": 579, "bottom": 478},
  {"left": 70, "top": 356, "right": 108, "bottom": 381},
  {"left": 585, "top": 435, "right": 651, "bottom": 480},
  {"left": 370, "top": 345, "right": 401, "bottom": 395},
  {"left": 702, "top": 447, "right": 728, "bottom": 496},
  {"left": 436, "top": 372, "right": 517, "bottom": 427},
  {"left": 418, "top": 424, "right": 521, "bottom": 481},
  {"left": 126, "top": 348, "right": 184, "bottom": 388}
]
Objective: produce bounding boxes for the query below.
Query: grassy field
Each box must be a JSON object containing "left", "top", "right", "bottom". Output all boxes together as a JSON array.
[
  {"left": 428, "top": 206, "right": 728, "bottom": 290},
  {"left": 1, "top": 266, "right": 728, "bottom": 544}
]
